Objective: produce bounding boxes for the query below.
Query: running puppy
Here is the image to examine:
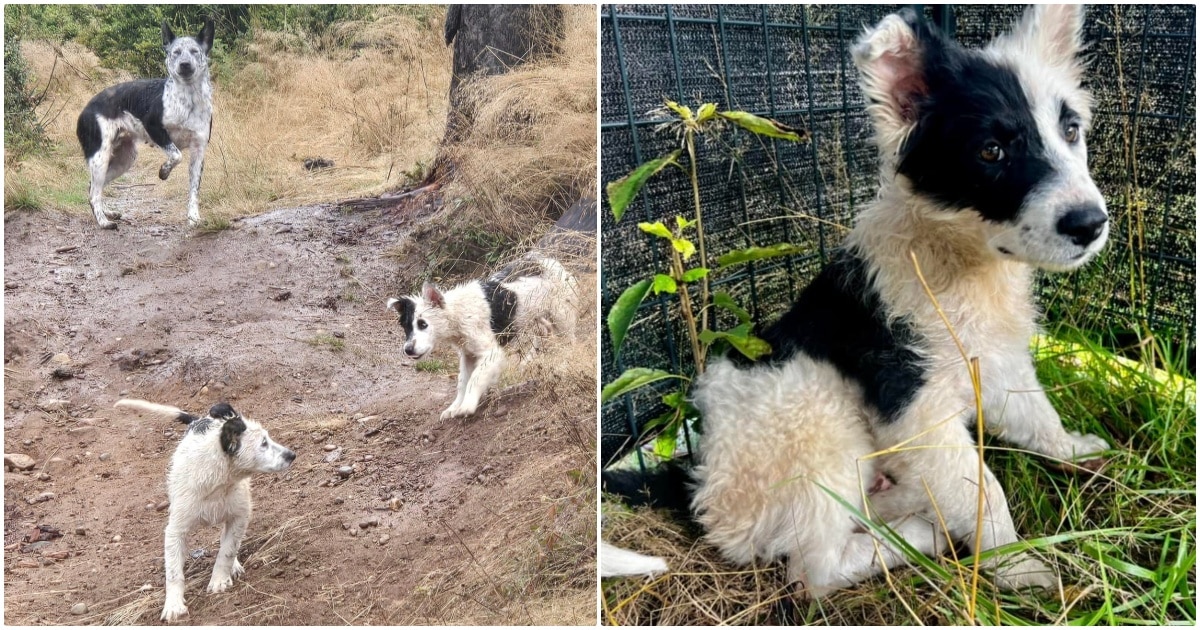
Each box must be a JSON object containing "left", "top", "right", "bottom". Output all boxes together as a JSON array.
[
  {"left": 114, "top": 399, "right": 296, "bottom": 622},
  {"left": 76, "top": 19, "right": 214, "bottom": 229},
  {"left": 387, "top": 254, "right": 579, "bottom": 420},
  {"left": 609, "top": 5, "right": 1109, "bottom": 595}
]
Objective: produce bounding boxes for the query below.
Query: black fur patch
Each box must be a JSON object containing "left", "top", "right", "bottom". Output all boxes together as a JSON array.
[
  {"left": 897, "top": 15, "right": 1053, "bottom": 224},
  {"left": 76, "top": 80, "right": 174, "bottom": 160},
  {"left": 219, "top": 416, "right": 246, "bottom": 456},
  {"left": 390, "top": 297, "right": 416, "bottom": 339},
  {"left": 481, "top": 280, "right": 519, "bottom": 345},
  {"left": 209, "top": 402, "right": 239, "bottom": 420},
  {"left": 733, "top": 250, "right": 926, "bottom": 423},
  {"left": 602, "top": 460, "right": 699, "bottom": 529}
]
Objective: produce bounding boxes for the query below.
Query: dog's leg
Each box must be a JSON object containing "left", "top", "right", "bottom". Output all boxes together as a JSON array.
[
  {"left": 161, "top": 514, "right": 193, "bottom": 622},
  {"left": 870, "top": 417, "right": 1057, "bottom": 591},
  {"left": 86, "top": 146, "right": 118, "bottom": 230},
  {"left": 446, "top": 347, "right": 504, "bottom": 418},
  {"left": 159, "top": 143, "right": 183, "bottom": 180},
  {"left": 982, "top": 352, "right": 1108, "bottom": 464},
  {"left": 441, "top": 353, "right": 477, "bottom": 420},
  {"left": 185, "top": 143, "right": 206, "bottom": 226},
  {"left": 208, "top": 490, "right": 250, "bottom": 594}
]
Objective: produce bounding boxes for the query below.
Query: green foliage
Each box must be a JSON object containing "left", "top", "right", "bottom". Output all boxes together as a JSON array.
[
  {"left": 3, "top": 6, "right": 46, "bottom": 162},
  {"left": 604, "top": 101, "right": 810, "bottom": 457}
]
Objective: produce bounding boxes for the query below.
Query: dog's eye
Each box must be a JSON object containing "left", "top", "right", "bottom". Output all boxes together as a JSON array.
[
  {"left": 260, "top": 438, "right": 268, "bottom": 449},
  {"left": 1064, "top": 123, "right": 1080, "bottom": 144},
  {"left": 417, "top": 319, "right": 428, "bottom": 330},
  {"left": 979, "top": 142, "right": 1004, "bottom": 163}
]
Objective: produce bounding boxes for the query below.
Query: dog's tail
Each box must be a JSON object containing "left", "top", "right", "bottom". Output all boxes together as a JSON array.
[
  {"left": 114, "top": 399, "right": 198, "bottom": 424},
  {"left": 600, "top": 542, "right": 669, "bottom": 578}
]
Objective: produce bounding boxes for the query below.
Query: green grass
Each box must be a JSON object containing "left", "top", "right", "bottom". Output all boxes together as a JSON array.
[
  {"left": 4, "top": 179, "right": 43, "bottom": 211},
  {"left": 305, "top": 333, "right": 344, "bottom": 352},
  {"left": 413, "top": 358, "right": 452, "bottom": 374}
]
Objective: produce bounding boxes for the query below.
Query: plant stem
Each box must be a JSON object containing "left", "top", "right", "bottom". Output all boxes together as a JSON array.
[
  {"left": 685, "top": 128, "right": 711, "bottom": 366},
  {"left": 672, "top": 237, "right": 705, "bottom": 376}
]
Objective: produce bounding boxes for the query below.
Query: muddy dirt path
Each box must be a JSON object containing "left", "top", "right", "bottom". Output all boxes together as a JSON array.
[{"left": 3, "top": 197, "right": 596, "bottom": 625}]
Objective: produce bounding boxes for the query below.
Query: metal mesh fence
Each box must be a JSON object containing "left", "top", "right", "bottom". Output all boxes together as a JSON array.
[{"left": 600, "top": 4, "right": 1196, "bottom": 467}]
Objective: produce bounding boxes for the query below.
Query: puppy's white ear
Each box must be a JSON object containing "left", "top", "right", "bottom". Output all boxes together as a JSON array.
[
  {"left": 421, "top": 282, "right": 445, "bottom": 309},
  {"left": 852, "top": 10, "right": 930, "bottom": 154},
  {"left": 1006, "top": 5, "right": 1085, "bottom": 69},
  {"left": 386, "top": 297, "right": 400, "bottom": 312}
]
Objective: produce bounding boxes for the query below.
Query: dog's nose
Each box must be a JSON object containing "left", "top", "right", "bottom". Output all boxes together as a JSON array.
[
  {"left": 283, "top": 449, "right": 296, "bottom": 463},
  {"left": 1056, "top": 205, "right": 1108, "bottom": 246},
  {"left": 178, "top": 63, "right": 194, "bottom": 77},
  {"left": 404, "top": 344, "right": 418, "bottom": 357}
]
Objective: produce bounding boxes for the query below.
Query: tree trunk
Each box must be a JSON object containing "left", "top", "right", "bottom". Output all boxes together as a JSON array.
[{"left": 432, "top": 4, "right": 564, "bottom": 178}]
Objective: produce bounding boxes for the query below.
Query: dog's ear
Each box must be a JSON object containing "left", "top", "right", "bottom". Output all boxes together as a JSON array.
[
  {"left": 421, "top": 282, "right": 445, "bottom": 309},
  {"left": 197, "top": 18, "right": 216, "bottom": 54},
  {"left": 387, "top": 297, "right": 416, "bottom": 333},
  {"left": 852, "top": 9, "right": 944, "bottom": 154},
  {"left": 209, "top": 402, "right": 239, "bottom": 420},
  {"left": 162, "top": 20, "right": 177, "bottom": 48},
  {"left": 220, "top": 416, "right": 246, "bottom": 457},
  {"left": 1002, "top": 5, "right": 1086, "bottom": 73}
]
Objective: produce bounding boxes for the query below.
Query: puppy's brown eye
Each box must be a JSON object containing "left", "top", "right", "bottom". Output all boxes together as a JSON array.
[
  {"left": 980, "top": 143, "right": 1004, "bottom": 163},
  {"left": 417, "top": 320, "right": 428, "bottom": 330},
  {"left": 1064, "top": 123, "right": 1080, "bottom": 143}
]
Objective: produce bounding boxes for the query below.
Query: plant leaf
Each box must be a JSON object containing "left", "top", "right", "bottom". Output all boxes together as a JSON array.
[
  {"left": 640, "top": 409, "right": 678, "bottom": 434},
  {"left": 665, "top": 100, "right": 692, "bottom": 122},
  {"left": 713, "top": 291, "right": 751, "bottom": 324},
  {"left": 671, "top": 237, "right": 697, "bottom": 260},
  {"left": 638, "top": 221, "right": 672, "bottom": 239},
  {"left": 653, "top": 421, "right": 680, "bottom": 459},
  {"left": 652, "top": 274, "right": 677, "bottom": 295},
  {"left": 698, "top": 328, "right": 772, "bottom": 361},
  {"left": 695, "top": 102, "right": 718, "bottom": 123},
  {"left": 606, "top": 150, "right": 682, "bottom": 221},
  {"left": 717, "top": 243, "right": 807, "bottom": 268},
  {"left": 600, "top": 367, "right": 683, "bottom": 404},
  {"left": 607, "top": 278, "right": 651, "bottom": 358},
  {"left": 719, "top": 111, "right": 809, "bottom": 142},
  {"left": 681, "top": 267, "right": 709, "bottom": 283}
]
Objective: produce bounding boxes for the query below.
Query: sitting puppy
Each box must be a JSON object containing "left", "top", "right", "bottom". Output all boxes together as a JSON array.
[
  {"left": 387, "top": 254, "right": 579, "bottom": 420},
  {"left": 114, "top": 399, "right": 296, "bottom": 622}
]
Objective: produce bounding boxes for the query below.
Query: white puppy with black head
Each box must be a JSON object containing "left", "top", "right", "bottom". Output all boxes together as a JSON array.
[
  {"left": 114, "top": 399, "right": 296, "bottom": 622},
  {"left": 387, "top": 254, "right": 578, "bottom": 420}
]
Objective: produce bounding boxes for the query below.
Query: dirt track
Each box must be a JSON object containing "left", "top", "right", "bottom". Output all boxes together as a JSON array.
[{"left": 2, "top": 194, "right": 596, "bottom": 625}]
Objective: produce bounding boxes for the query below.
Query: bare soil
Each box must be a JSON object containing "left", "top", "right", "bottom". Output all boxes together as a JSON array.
[{"left": 3, "top": 191, "right": 596, "bottom": 625}]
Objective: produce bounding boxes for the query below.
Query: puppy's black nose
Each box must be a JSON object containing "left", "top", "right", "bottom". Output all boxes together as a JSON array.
[
  {"left": 404, "top": 345, "right": 418, "bottom": 358},
  {"left": 1056, "top": 205, "right": 1108, "bottom": 246},
  {"left": 284, "top": 450, "right": 296, "bottom": 463},
  {"left": 178, "top": 63, "right": 194, "bottom": 77}
]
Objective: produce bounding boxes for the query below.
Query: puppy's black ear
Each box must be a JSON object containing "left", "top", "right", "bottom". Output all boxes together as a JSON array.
[
  {"left": 162, "top": 20, "right": 177, "bottom": 48},
  {"left": 220, "top": 416, "right": 246, "bottom": 456},
  {"left": 209, "top": 402, "right": 239, "bottom": 420},
  {"left": 197, "top": 18, "right": 216, "bottom": 54}
]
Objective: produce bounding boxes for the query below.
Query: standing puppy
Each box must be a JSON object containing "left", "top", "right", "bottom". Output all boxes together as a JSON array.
[
  {"left": 76, "top": 19, "right": 214, "bottom": 229},
  {"left": 387, "top": 255, "right": 579, "bottom": 420},
  {"left": 114, "top": 399, "right": 296, "bottom": 622}
]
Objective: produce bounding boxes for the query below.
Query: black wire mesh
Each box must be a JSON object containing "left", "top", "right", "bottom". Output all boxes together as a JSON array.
[{"left": 600, "top": 4, "right": 1197, "bottom": 468}]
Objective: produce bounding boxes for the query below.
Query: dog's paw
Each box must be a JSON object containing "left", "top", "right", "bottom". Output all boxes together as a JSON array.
[
  {"left": 440, "top": 404, "right": 476, "bottom": 420},
  {"left": 159, "top": 162, "right": 174, "bottom": 180},
  {"left": 96, "top": 218, "right": 118, "bottom": 230},
  {"left": 103, "top": 209, "right": 123, "bottom": 220},
  {"left": 161, "top": 600, "right": 189, "bottom": 622},
  {"left": 992, "top": 556, "right": 1058, "bottom": 591},
  {"left": 1064, "top": 432, "right": 1108, "bottom": 459},
  {"left": 231, "top": 558, "right": 245, "bottom": 579},
  {"left": 207, "top": 573, "right": 234, "bottom": 594}
]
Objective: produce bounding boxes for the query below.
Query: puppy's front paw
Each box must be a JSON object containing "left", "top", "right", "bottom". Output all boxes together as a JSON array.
[
  {"left": 439, "top": 405, "right": 459, "bottom": 421},
  {"left": 161, "top": 599, "right": 189, "bottom": 622},
  {"left": 231, "top": 558, "right": 245, "bottom": 579},
  {"left": 159, "top": 162, "right": 174, "bottom": 180},
  {"left": 992, "top": 556, "right": 1057, "bottom": 591},
  {"left": 207, "top": 572, "right": 234, "bottom": 593},
  {"left": 103, "top": 209, "right": 123, "bottom": 220},
  {"left": 1065, "top": 432, "right": 1108, "bottom": 460}
]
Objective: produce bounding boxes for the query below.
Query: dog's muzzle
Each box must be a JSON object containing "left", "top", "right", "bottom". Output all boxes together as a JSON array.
[
  {"left": 283, "top": 449, "right": 296, "bottom": 466},
  {"left": 403, "top": 343, "right": 424, "bottom": 359},
  {"left": 1056, "top": 204, "right": 1108, "bottom": 247},
  {"left": 177, "top": 63, "right": 195, "bottom": 79}
]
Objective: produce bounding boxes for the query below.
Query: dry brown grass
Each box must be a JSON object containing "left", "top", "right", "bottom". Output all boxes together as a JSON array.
[
  {"left": 8, "top": 7, "right": 451, "bottom": 222},
  {"left": 401, "top": 4, "right": 597, "bottom": 278}
]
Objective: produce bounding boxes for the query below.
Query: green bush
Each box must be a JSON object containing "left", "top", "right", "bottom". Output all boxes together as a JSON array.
[{"left": 3, "top": 6, "right": 45, "bottom": 162}]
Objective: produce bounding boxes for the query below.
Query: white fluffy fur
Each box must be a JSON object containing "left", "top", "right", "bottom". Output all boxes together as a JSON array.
[
  {"left": 688, "top": 5, "right": 1108, "bottom": 597},
  {"left": 389, "top": 255, "right": 579, "bottom": 420},
  {"left": 115, "top": 399, "right": 295, "bottom": 622},
  {"left": 599, "top": 542, "right": 669, "bottom": 578}
]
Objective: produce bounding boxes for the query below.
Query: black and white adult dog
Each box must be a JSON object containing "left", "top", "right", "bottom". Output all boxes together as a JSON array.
[
  {"left": 607, "top": 5, "right": 1109, "bottom": 597},
  {"left": 387, "top": 255, "right": 579, "bottom": 420},
  {"left": 114, "top": 399, "right": 295, "bottom": 622},
  {"left": 76, "top": 19, "right": 214, "bottom": 229}
]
